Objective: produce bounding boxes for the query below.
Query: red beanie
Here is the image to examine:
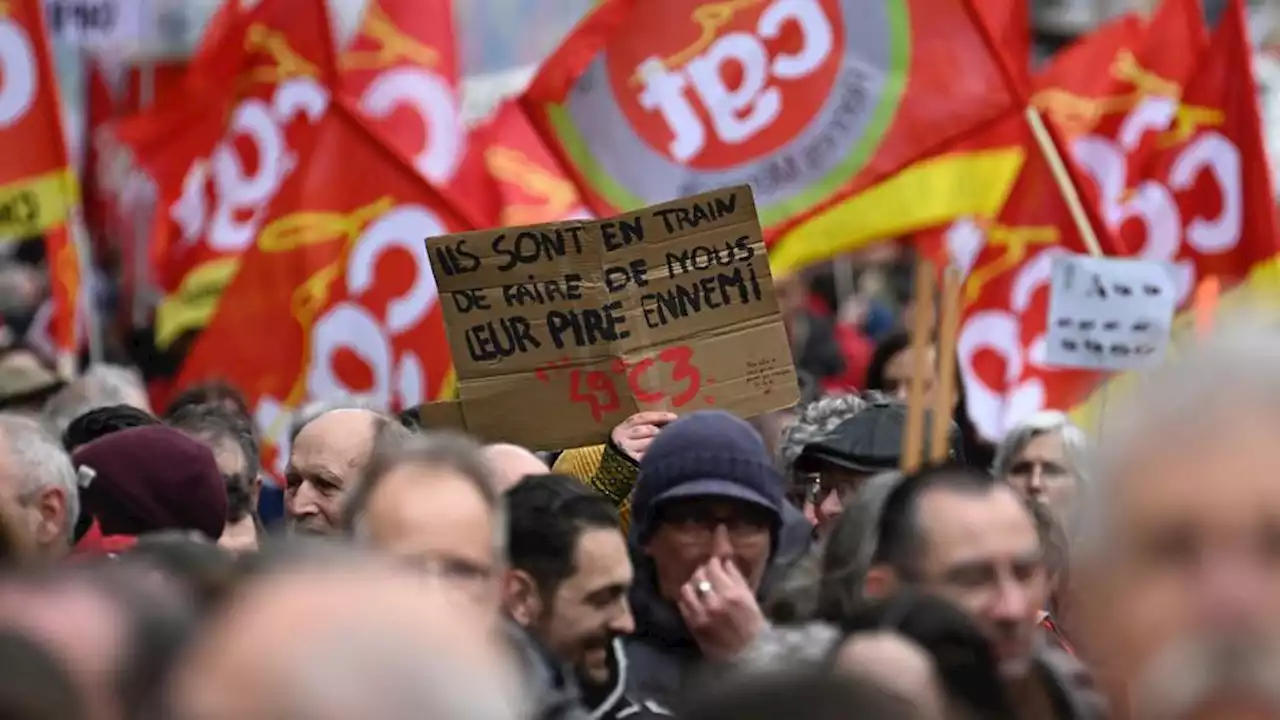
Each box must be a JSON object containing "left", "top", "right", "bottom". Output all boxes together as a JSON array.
[{"left": 72, "top": 425, "right": 228, "bottom": 541}]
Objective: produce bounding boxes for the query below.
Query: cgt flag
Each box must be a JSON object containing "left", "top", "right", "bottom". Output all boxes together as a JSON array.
[
  {"left": 175, "top": 101, "right": 468, "bottom": 478},
  {"left": 523, "top": 0, "right": 1022, "bottom": 240},
  {"left": 477, "top": 100, "right": 593, "bottom": 226}
]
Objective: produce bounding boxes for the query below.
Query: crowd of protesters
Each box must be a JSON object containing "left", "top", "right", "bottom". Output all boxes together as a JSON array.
[{"left": 0, "top": 238, "right": 1274, "bottom": 720}]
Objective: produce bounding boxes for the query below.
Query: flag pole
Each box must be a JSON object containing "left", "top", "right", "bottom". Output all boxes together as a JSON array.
[
  {"left": 1024, "top": 104, "right": 1115, "bottom": 434},
  {"left": 1022, "top": 106, "right": 1105, "bottom": 258}
]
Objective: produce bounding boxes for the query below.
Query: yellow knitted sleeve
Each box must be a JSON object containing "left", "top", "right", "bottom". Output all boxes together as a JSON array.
[{"left": 552, "top": 442, "right": 638, "bottom": 533}]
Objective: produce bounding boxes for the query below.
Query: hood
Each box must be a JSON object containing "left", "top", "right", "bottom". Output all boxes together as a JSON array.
[
  {"left": 580, "top": 637, "right": 630, "bottom": 720},
  {"left": 625, "top": 503, "right": 815, "bottom": 652}
]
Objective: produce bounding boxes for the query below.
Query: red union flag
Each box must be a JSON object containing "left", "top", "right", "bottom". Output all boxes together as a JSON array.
[
  {"left": 340, "top": 0, "right": 499, "bottom": 227},
  {"left": 916, "top": 112, "right": 1122, "bottom": 441},
  {"left": 0, "top": 0, "right": 77, "bottom": 233},
  {"left": 523, "top": 0, "right": 1021, "bottom": 235},
  {"left": 176, "top": 102, "right": 467, "bottom": 477},
  {"left": 0, "top": 0, "right": 82, "bottom": 356},
  {"left": 478, "top": 100, "right": 592, "bottom": 226}
]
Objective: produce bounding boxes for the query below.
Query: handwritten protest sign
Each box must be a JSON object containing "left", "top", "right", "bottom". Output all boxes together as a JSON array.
[
  {"left": 425, "top": 185, "right": 798, "bottom": 450},
  {"left": 1045, "top": 254, "right": 1176, "bottom": 372}
]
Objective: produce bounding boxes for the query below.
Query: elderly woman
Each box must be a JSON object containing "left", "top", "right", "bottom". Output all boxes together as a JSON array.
[{"left": 992, "top": 412, "right": 1087, "bottom": 520}]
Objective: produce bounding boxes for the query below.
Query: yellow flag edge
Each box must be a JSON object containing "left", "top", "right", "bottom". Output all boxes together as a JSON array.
[
  {"left": 154, "top": 257, "right": 241, "bottom": 350},
  {"left": 768, "top": 147, "right": 1027, "bottom": 278}
]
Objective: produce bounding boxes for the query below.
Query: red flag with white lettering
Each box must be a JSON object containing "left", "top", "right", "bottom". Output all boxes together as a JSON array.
[
  {"left": 0, "top": 0, "right": 82, "bottom": 357},
  {"left": 141, "top": 0, "right": 339, "bottom": 349},
  {"left": 1127, "top": 0, "right": 1279, "bottom": 296},
  {"left": 340, "top": 0, "right": 498, "bottom": 227},
  {"left": 916, "top": 112, "right": 1123, "bottom": 441},
  {"left": 174, "top": 102, "right": 467, "bottom": 478},
  {"left": 523, "top": 0, "right": 1022, "bottom": 239}
]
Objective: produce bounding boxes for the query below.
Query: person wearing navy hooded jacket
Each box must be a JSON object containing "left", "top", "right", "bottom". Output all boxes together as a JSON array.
[{"left": 621, "top": 410, "right": 811, "bottom": 705}]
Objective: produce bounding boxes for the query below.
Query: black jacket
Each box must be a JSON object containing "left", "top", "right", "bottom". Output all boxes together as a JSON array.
[
  {"left": 621, "top": 506, "right": 815, "bottom": 704},
  {"left": 581, "top": 638, "right": 673, "bottom": 720}
]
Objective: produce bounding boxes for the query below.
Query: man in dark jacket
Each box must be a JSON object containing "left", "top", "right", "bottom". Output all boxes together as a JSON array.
[
  {"left": 861, "top": 464, "right": 1103, "bottom": 719},
  {"left": 623, "top": 410, "right": 799, "bottom": 704},
  {"left": 503, "top": 474, "right": 668, "bottom": 720}
]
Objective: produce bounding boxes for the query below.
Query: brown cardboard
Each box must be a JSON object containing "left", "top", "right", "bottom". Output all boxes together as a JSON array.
[{"left": 425, "top": 185, "right": 798, "bottom": 450}]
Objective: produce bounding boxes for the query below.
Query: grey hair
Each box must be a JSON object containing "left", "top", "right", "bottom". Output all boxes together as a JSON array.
[
  {"left": 216, "top": 540, "right": 524, "bottom": 720},
  {"left": 0, "top": 414, "right": 79, "bottom": 539},
  {"left": 284, "top": 628, "right": 524, "bottom": 720},
  {"left": 289, "top": 395, "right": 386, "bottom": 444},
  {"left": 1078, "top": 313, "right": 1280, "bottom": 559},
  {"left": 816, "top": 470, "right": 904, "bottom": 621},
  {"left": 991, "top": 411, "right": 1088, "bottom": 482},
  {"left": 777, "top": 394, "right": 868, "bottom": 475},
  {"left": 343, "top": 428, "right": 507, "bottom": 561},
  {"left": 42, "top": 363, "right": 148, "bottom": 435}
]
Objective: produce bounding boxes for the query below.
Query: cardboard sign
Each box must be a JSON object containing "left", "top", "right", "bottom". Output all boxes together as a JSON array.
[
  {"left": 425, "top": 185, "right": 798, "bottom": 450},
  {"left": 1045, "top": 254, "right": 1176, "bottom": 371}
]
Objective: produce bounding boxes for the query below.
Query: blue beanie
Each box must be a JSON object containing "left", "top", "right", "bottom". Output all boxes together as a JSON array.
[{"left": 633, "top": 410, "right": 784, "bottom": 542}]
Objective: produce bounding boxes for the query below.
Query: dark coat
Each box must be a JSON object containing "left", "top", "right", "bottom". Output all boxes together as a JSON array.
[{"left": 621, "top": 504, "right": 815, "bottom": 704}]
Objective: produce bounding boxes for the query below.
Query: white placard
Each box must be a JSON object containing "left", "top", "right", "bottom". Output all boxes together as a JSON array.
[
  {"left": 44, "top": 0, "right": 149, "bottom": 51},
  {"left": 1045, "top": 254, "right": 1177, "bottom": 372}
]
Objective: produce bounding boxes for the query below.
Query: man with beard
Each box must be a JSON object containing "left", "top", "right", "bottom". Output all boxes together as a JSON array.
[
  {"left": 285, "top": 402, "right": 389, "bottom": 536},
  {"left": 503, "top": 474, "right": 666, "bottom": 719},
  {"left": 1075, "top": 319, "right": 1280, "bottom": 720}
]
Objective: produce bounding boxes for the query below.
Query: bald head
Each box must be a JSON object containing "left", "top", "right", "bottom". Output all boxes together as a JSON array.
[
  {"left": 286, "top": 409, "right": 387, "bottom": 536},
  {"left": 171, "top": 557, "right": 522, "bottom": 720},
  {"left": 482, "top": 443, "right": 549, "bottom": 494}
]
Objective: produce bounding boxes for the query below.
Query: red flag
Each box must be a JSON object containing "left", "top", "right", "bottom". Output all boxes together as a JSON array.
[
  {"left": 1031, "top": 13, "right": 1147, "bottom": 142},
  {"left": 340, "top": 0, "right": 499, "bottom": 227},
  {"left": 81, "top": 58, "right": 115, "bottom": 253},
  {"left": 478, "top": 100, "right": 592, "bottom": 226},
  {"left": 917, "top": 112, "right": 1122, "bottom": 441},
  {"left": 974, "top": 0, "right": 1031, "bottom": 92},
  {"left": 1034, "top": 0, "right": 1212, "bottom": 308},
  {"left": 1133, "top": 0, "right": 1279, "bottom": 292},
  {"left": 143, "top": 0, "right": 341, "bottom": 349},
  {"left": 175, "top": 102, "right": 467, "bottom": 477},
  {"left": 0, "top": 0, "right": 81, "bottom": 357},
  {"left": 524, "top": 0, "right": 1022, "bottom": 238}
]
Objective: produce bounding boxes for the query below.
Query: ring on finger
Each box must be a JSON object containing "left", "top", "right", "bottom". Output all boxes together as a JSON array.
[{"left": 695, "top": 579, "right": 714, "bottom": 598}]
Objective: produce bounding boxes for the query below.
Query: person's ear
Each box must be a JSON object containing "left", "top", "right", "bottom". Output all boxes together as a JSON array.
[
  {"left": 32, "top": 486, "right": 67, "bottom": 545},
  {"left": 502, "top": 569, "right": 543, "bottom": 627},
  {"left": 862, "top": 564, "right": 899, "bottom": 601}
]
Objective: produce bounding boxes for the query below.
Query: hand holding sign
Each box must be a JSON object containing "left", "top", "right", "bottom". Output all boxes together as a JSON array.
[
  {"left": 611, "top": 411, "right": 678, "bottom": 462},
  {"left": 1045, "top": 254, "right": 1177, "bottom": 371}
]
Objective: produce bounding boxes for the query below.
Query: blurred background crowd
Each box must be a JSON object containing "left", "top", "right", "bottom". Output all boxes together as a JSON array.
[{"left": 0, "top": 0, "right": 1275, "bottom": 719}]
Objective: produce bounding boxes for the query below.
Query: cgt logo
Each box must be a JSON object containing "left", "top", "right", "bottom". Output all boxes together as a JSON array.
[
  {"left": 618, "top": 0, "right": 840, "bottom": 167},
  {"left": 563, "top": 0, "right": 906, "bottom": 216}
]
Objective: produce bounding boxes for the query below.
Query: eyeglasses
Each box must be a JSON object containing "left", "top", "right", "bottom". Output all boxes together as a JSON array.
[
  {"left": 399, "top": 555, "right": 496, "bottom": 593},
  {"left": 805, "top": 471, "right": 868, "bottom": 505},
  {"left": 1007, "top": 460, "right": 1072, "bottom": 483},
  {"left": 660, "top": 505, "right": 772, "bottom": 544}
]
